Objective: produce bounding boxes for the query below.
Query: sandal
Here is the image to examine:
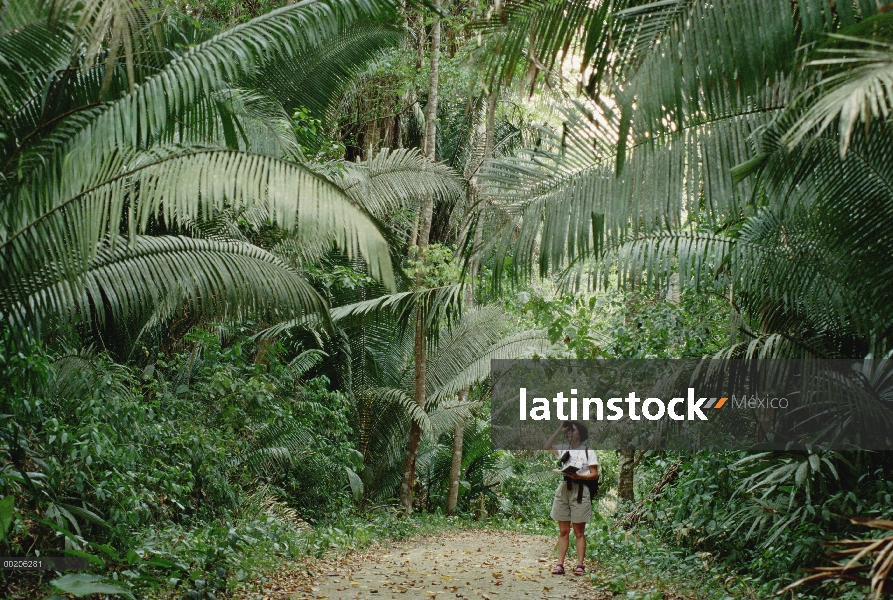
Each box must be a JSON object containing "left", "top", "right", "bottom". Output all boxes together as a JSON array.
[
  {"left": 551, "top": 563, "right": 565, "bottom": 575},
  {"left": 573, "top": 564, "right": 585, "bottom": 576}
]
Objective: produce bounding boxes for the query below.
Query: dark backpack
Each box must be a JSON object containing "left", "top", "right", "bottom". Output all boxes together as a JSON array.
[{"left": 561, "top": 447, "right": 599, "bottom": 504}]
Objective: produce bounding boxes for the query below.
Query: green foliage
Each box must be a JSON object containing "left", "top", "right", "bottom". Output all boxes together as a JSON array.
[
  {"left": 0, "top": 324, "right": 364, "bottom": 596},
  {"left": 50, "top": 573, "right": 135, "bottom": 599},
  {"left": 514, "top": 287, "right": 728, "bottom": 360},
  {"left": 404, "top": 243, "right": 462, "bottom": 288},
  {"left": 630, "top": 451, "right": 893, "bottom": 596},
  {"left": 292, "top": 107, "right": 346, "bottom": 160}
]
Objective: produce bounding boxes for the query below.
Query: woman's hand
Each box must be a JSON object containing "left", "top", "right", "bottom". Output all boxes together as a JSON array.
[
  {"left": 573, "top": 469, "right": 599, "bottom": 481},
  {"left": 544, "top": 423, "right": 570, "bottom": 453}
]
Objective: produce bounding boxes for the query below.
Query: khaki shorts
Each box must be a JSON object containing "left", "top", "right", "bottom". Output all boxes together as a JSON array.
[{"left": 550, "top": 481, "right": 592, "bottom": 523}]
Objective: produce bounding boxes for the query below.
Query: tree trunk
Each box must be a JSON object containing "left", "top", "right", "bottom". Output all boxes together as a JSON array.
[
  {"left": 416, "top": 0, "right": 440, "bottom": 246},
  {"left": 618, "top": 448, "right": 635, "bottom": 501},
  {"left": 422, "top": 2, "right": 440, "bottom": 161},
  {"left": 613, "top": 459, "right": 681, "bottom": 530},
  {"left": 400, "top": 0, "right": 441, "bottom": 516},
  {"left": 446, "top": 388, "right": 467, "bottom": 515},
  {"left": 445, "top": 92, "right": 495, "bottom": 516}
]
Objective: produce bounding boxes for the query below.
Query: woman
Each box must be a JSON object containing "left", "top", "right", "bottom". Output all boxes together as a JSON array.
[{"left": 544, "top": 421, "right": 599, "bottom": 576}]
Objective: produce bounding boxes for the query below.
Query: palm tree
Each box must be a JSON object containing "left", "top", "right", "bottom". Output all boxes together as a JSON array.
[
  {"left": 402, "top": 0, "right": 444, "bottom": 515},
  {"left": 331, "top": 291, "right": 550, "bottom": 506},
  {"left": 474, "top": 0, "right": 893, "bottom": 360},
  {"left": 0, "top": 0, "right": 406, "bottom": 341},
  {"left": 473, "top": 0, "right": 893, "bottom": 538}
]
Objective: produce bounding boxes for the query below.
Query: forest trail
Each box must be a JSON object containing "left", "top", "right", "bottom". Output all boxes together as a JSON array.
[{"left": 299, "top": 529, "right": 601, "bottom": 600}]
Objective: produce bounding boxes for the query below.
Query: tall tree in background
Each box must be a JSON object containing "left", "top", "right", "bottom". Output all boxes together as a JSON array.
[
  {"left": 446, "top": 92, "right": 497, "bottom": 515},
  {"left": 401, "top": 0, "right": 443, "bottom": 515}
]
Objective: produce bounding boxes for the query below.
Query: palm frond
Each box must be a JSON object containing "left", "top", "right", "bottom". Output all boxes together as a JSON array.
[
  {"left": 329, "top": 284, "right": 465, "bottom": 332},
  {"left": 4, "top": 235, "right": 327, "bottom": 332},
  {"left": 367, "top": 386, "right": 431, "bottom": 431},
  {"left": 76, "top": 0, "right": 158, "bottom": 92},
  {"left": 163, "top": 87, "right": 301, "bottom": 156},
  {"left": 469, "top": 0, "right": 617, "bottom": 95},
  {"left": 428, "top": 328, "right": 551, "bottom": 406},
  {"left": 0, "top": 0, "right": 74, "bottom": 118},
  {"left": 332, "top": 148, "right": 465, "bottom": 218},
  {"left": 2, "top": 146, "right": 396, "bottom": 328},
  {"left": 479, "top": 95, "right": 784, "bottom": 283},
  {"left": 14, "top": 0, "right": 397, "bottom": 179},
  {"left": 233, "top": 420, "right": 317, "bottom": 474},
  {"left": 252, "top": 21, "right": 404, "bottom": 124},
  {"left": 782, "top": 36, "right": 893, "bottom": 157},
  {"left": 621, "top": 0, "right": 873, "bottom": 138},
  {"left": 45, "top": 349, "right": 99, "bottom": 399},
  {"left": 289, "top": 349, "right": 329, "bottom": 380}
]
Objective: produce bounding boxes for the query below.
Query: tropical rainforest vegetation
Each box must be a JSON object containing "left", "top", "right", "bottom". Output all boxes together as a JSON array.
[{"left": 1, "top": 0, "right": 892, "bottom": 597}]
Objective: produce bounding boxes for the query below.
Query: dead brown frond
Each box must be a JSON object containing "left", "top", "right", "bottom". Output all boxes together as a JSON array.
[{"left": 778, "top": 518, "right": 893, "bottom": 599}]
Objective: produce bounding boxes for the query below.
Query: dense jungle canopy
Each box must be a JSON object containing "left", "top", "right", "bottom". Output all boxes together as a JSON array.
[{"left": 1, "top": 0, "right": 892, "bottom": 598}]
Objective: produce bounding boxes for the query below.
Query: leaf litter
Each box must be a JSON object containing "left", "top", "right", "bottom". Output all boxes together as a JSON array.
[{"left": 241, "top": 529, "right": 604, "bottom": 599}]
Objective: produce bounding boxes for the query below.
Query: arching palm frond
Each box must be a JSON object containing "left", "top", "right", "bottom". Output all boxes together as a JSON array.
[
  {"left": 232, "top": 420, "right": 319, "bottom": 474},
  {"left": 265, "top": 149, "right": 463, "bottom": 266},
  {"left": 617, "top": 0, "right": 837, "bottom": 138},
  {"left": 333, "top": 148, "right": 464, "bottom": 218},
  {"left": 289, "top": 349, "right": 329, "bottom": 380},
  {"left": 45, "top": 348, "right": 99, "bottom": 400},
  {"left": 329, "top": 284, "right": 465, "bottom": 333},
  {"left": 468, "top": 0, "right": 617, "bottom": 95},
  {"left": 782, "top": 36, "right": 893, "bottom": 157},
  {"left": 2, "top": 146, "right": 396, "bottom": 329},
  {"left": 478, "top": 93, "right": 783, "bottom": 284},
  {"left": 427, "top": 328, "right": 551, "bottom": 406},
  {"left": 252, "top": 21, "right": 404, "bottom": 125},
  {"left": 12, "top": 0, "right": 398, "bottom": 180},
  {"left": 5, "top": 236, "right": 327, "bottom": 334},
  {"left": 164, "top": 87, "right": 301, "bottom": 156}
]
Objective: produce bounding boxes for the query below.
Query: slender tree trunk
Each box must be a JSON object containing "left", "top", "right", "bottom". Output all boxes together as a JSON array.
[
  {"left": 415, "top": 0, "right": 440, "bottom": 248},
  {"left": 400, "top": 0, "right": 441, "bottom": 516},
  {"left": 445, "top": 388, "right": 467, "bottom": 514},
  {"left": 445, "top": 92, "right": 496, "bottom": 516},
  {"left": 618, "top": 448, "right": 635, "bottom": 501},
  {"left": 422, "top": 2, "right": 440, "bottom": 162}
]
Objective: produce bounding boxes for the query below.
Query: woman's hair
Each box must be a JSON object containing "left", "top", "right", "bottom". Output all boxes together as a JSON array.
[{"left": 566, "top": 420, "right": 589, "bottom": 442}]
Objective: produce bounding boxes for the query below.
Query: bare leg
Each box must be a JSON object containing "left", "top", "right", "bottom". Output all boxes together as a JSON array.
[
  {"left": 557, "top": 521, "right": 571, "bottom": 565},
  {"left": 573, "top": 522, "right": 586, "bottom": 565}
]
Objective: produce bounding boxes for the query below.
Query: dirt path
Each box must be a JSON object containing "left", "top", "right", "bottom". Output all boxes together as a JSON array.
[{"left": 298, "top": 529, "right": 601, "bottom": 600}]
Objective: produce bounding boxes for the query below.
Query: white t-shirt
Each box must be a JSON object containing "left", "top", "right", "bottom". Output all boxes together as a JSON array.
[{"left": 555, "top": 444, "right": 599, "bottom": 476}]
